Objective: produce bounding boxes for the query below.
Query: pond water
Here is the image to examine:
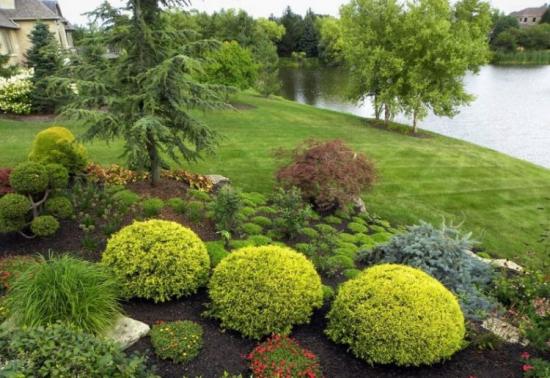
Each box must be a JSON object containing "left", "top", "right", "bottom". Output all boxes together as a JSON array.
[{"left": 279, "top": 65, "right": 550, "bottom": 169}]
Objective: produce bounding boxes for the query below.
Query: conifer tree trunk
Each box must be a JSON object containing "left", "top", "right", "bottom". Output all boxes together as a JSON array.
[
  {"left": 146, "top": 133, "right": 161, "bottom": 186},
  {"left": 384, "top": 103, "right": 390, "bottom": 126}
]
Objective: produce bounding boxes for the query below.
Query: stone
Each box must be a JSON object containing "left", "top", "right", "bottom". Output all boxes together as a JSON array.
[
  {"left": 465, "top": 250, "right": 523, "bottom": 273},
  {"left": 205, "top": 174, "right": 231, "bottom": 192},
  {"left": 353, "top": 196, "right": 367, "bottom": 213},
  {"left": 481, "top": 317, "right": 528, "bottom": 346},
  {"left": 103, "top": 316, "right": 150, "bottom": 350}
]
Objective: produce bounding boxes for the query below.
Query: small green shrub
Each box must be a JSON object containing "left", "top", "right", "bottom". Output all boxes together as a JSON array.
[
  {"left": 326, "top": 254, "right": 355, "bottom": 275},
  {"left": 242, "top": 222, "right": 263, "bottom": 235},
  {"left": 112, "top": 189, "right": 140, "bottom": 211},
  {"left": 102, "top": 220, "right": 210, "bottom": 302},
  {"left": 354, "top": 233, "right": 374, "bottom": 246},
  {"left": 326, "top": 264, "right": 465, "bottom": 366},
  {"left": 212, "top": 186, "right": 242, "bottom": 232},
  {"left": 6, "top": 255, "right": 121, "bottom": 334},
  {"left": 271, "top": 187, "right": 312, "bottom": 239},
  {"left": 257, "top": 206, "right": 276, "bottom": 215},
  {"left": 322, "top": 285, "right": 335, "bottom": 302},
  {"left": 206, "top": 241, "right": 230, "bottom": 267},
  {"left": 150, "top": 320, "right": 203, "bottom": 363},
  {"left": 348, "top": 222, "right": 367, "bottom": 234},
  {"left": 338, "top": 233, "right": 356, "bottom": 244},
  {"left": 344, "top": 268, "right": 361, "bottom": 279},
  {"left": 371, "top": 231, "right": 393, "bottom": 244},
  {"left": 324, "top": 215, "right": 341, "bottom": 225},
  {"left": 186, "top": 201, "right": 205, "bottom": 222},
  {"left": 208, "top": 246, "right": 323, "bottom": 339},
  {"left": 141, "top": 197, "right": 165, "bottom": 218},
  {"left": 240, "top": 206, "right": 256, "bottom": 218},
  {"left": 0, "top": 296, "right": 8, "bottom": 323},
  {"left": 251, "top": 215, "right": 272, "bottom": 227},
  {"left": 28, "top": 126, "right": 87, "bottom": 173},
  {"left": 188, "top": 189, "right": 211, "bottom": 202},
  {"left": 0, "top": 323, "right": 155, "bottom": 377},
  {"left": 246, "top": 334, "right": 322, "bottom": 378},
  {"left": 9, "top": 162, "right": 49, "bottom": 194},
  {"left": 241, "top": 192, "right": 267, "bottom": 206},
  {"left": 300, "top": 227, "right": 319, "bottom": 239},
  {"left": 0, "top": 193, "right": 30, "bottom": 219},
  {"left": 166, "top": 197, "right": 187, "bottom": 214},
  {"left": 45, "top": 196, "right": 73, "bottom": 219},
  {"left": 315, "top": 223, "right": 336, "bottom": 234},
  {"left": 30, "top": 215, "right": 59, "bottom": 237},
  {"left": 45, "top": 163, "right": 69, "bottom": 189},
  {"left": 228, "top": 239, "right": 254, "bottom": 250},
  {"left": 246, "top": 234, "right": 273, "bottom": 246}
]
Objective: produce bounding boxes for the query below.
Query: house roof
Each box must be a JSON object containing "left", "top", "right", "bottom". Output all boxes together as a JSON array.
[
  {"left": 510, "top": 6, "right": 548, "bottom": 18},
  {"left": 0, "top": 12, "right": 18, "bottom": 28},
  {"left": 41, "top": 0, "right": 76, "bottom": 30},
  {"left": 0, "top": 0, "right": 59, "bottom": 21}
]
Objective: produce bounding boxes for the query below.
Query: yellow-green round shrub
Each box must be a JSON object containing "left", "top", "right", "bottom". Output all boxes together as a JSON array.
[
  {"left": 102, "top": 220, "right": 210, "bottom": 303},
  {"left": 208, "top": 245, "right": 323, "bottom": 339},
  {"left": 326, "top": 264, "right": 465, "bottom": 366},
  {"left": 28, "top": 127, "right": 87, "bottom": 173}
]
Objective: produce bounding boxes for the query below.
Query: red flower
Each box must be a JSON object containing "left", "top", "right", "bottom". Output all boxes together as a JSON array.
[
  {"left": 522, "top": 364, "right": 534, "bottom": 372},
  {"left": 521, "top": 352, "right": 530, "bottom": 360}
]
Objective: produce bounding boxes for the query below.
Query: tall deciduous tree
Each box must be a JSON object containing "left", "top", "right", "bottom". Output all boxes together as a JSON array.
[
  {"left": 51, "top": 0, "right": 228, "bottom": 186},
  {"left": 26, "top": 22, "right": 62, "bottom": 113}
]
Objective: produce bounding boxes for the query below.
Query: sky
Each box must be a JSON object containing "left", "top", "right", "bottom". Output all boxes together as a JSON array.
[{"left": 58, "top": 0, "right": 547, "bottom": 26}]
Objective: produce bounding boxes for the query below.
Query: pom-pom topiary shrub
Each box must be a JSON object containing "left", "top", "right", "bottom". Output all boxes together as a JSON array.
[
  {"left": 207, "top": 245, "right": 323, "bottom": 339},
  {"left": 28, "top": 126, "right": 87, "bottom": 173},
  {"left": 325, "top": 264, "right": 465, "bottom": 366},
  {"left": 102, "top": 220, "right": 210, "bottom": 303}
]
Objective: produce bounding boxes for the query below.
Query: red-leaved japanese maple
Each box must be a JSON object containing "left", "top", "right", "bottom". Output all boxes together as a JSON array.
[
  {"left": 276, "top": 140, "right": 375, "bottom": 212},
  {"left": 0, "top": 168, "right": 12, "bottom": 196}
]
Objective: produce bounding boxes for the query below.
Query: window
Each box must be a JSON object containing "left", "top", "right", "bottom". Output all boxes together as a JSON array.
[
  {"left": 0, "top": 30, "right": 14, "bottom": 54},
  {"left": 533, "top": 17, "right": 537, "bottom": 22},
  {"left": 524, "top": 17, "right": 528, "bottom": 22}
]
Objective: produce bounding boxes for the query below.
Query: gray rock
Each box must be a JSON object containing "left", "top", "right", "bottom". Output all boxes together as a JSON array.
[
  {"left": 481, "top": 317, "right": 528, "bottom": 346},
  {"left": 353, "top": 196, "right": 367, "bottom": 213},
  {"left": 465, "top": 250, "right": 523, "bottom": 273},
  {"left": 205, "top": 174, "right": 231, "bottom": 192},
  {"left": 103, "top": 316, "right": 150, "bottom": 350}
]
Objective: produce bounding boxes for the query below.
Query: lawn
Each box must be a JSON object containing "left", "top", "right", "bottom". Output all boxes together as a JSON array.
[{"left": 1, "top": 93, "right": 549, "bottom": 268}]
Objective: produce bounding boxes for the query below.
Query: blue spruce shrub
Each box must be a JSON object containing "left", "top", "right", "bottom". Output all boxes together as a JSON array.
[{"left": 367, "top": 222, "right": 497, "bottom": 319}]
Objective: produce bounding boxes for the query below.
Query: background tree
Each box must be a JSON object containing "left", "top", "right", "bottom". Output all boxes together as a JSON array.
[
  {"left": 0, "top": 53, "right": 17, "bottom": 78},
  {"left": 51, "top": 0, "right": 228, "bottom": 186},
  {"left": 340, "top": 0, "right": 404, "bottom": 123},
  {"left": 204, "top": 41, "right": 258, "bottom": 90},
  {"left": 397, "top": 0, "right": 491, "bottom": 132},
  {"left": 276, "top": 7, "right": 304, "bottom": 57},
  {"left": 298, "top": 9, "right": 319, "bottom": 57},
  {"left": 317, "top": 16, "right": 344, "bottom": 66},
  {"left": 26, "top": 22, "right": 62, "bottom": 113},
  {"left": 490, "top": 11, "right": 519, "bottom": 44},
  {"left": 541, "top": 8, "right": 550, "bottom": 24}
]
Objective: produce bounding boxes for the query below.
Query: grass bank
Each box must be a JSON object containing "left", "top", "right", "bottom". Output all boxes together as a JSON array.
[
  {"left": 1, "top": 94, "right": 549, "bottom": 268},
  {"left": 491, "top": 50, "right": 550, "bottom": 65}
]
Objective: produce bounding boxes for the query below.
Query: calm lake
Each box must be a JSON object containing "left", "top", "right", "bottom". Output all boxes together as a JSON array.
[{"left": 279, "top": 65, "right": 550, "bottom": 169}]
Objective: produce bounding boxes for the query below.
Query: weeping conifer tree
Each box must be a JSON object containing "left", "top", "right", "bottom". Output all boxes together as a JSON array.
[{"left": 51, "top": 0, "right": 228, "bottom": 186}]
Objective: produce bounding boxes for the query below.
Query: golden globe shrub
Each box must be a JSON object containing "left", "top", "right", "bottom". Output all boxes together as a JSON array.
[
  {"left": 326, "top": 264, "right": 465, "bottom": 366},
  {"left": 102, "top": 220, "right": 210, "bottom": 303},
  {"left": 28, "top": 126, "right": 87, "bottom": 173},
  {"left": 208, "top": 245, "right": 323, "bottom": 339}
]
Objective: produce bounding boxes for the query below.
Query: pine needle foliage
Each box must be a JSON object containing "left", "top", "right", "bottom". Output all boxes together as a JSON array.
[{"left": 50, "top": 0, "right": 229, "bottom": 186}]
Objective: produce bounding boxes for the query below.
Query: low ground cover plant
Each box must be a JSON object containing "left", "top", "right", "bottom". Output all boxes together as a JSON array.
[
  {"left": 5, "top": 255, "right": 122, "bottom": 334},
  {"left": 0, "top": 323, "right": 156, "bottom": 377},
  {"left": 246, "top": 334, "right": 323, "bottom": 378},
  {"left": 326, "top": 264, "right": 465, "bottom": 366},
  {"left": 207, "top": 245, "right": 323, "bottom": 339},
  {"left": 150, "top": 320, "right": 203, "bottom": 364},
  {"left": 102, "top": 220, "right": 210, "bottom": 303},
  {"left": 276, "top": 140, "right": 375, "bottom": 212}
]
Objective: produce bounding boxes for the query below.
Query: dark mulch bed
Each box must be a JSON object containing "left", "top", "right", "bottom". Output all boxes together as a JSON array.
[
  {"left": 230, "top": 101, "right": 257, "bottom": 111},
  {"left": 0, "top": 113, "right": 57, "bottom": 122},
  {"left": 127, "top": 178, "right": 189, "bottom": 200},
  {"left": 126, "top": 290, "right": 539, "bottom": 378}
]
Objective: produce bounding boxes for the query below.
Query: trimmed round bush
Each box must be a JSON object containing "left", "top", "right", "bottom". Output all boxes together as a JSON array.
[
  {"left": 326, "top": 264, "right": 465, "bottom": 366},
  {"left": 45, "top": 196, "right": 73, "bottom": 219},
  {"left": 30, "top": 215, "right": 59, "bottom": 236},
  {"left": 28, "top": 126, "right": 87, "bottom": 173},
  {"left": 0, "top": 216, "right": 26, "bottom": 233},
  {"left": 102, "top": 220, "right": 210, "bottom": 302},
  {"left": 45, "top": 163, "right": 69, "bottom": 189},
  {"left": 0, "top": 193, "right": 30, "bottom": 219},
  {"left": 9, "top": 161, "right": 49, "bottom": 194},
  {"left": 208, "top": 245, "right": 323, "bottom": 339},
  {"left": 6, "top": 255, "right": 122, "bottom": 334}
]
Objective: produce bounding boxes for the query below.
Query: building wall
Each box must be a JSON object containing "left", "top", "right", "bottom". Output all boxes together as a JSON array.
[
  {"left": 516, "top": 15, "right": 541, "bottom": 27},
  {"left": 2, "top": 20, "right": 70, "bottom": 65}
]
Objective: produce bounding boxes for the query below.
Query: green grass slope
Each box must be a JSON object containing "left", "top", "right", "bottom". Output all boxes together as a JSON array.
[{"left": 1, "top": 94, "right": 549, "bottom": 268}]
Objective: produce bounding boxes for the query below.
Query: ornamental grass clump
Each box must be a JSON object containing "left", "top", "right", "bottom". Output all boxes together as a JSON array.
[
  {"left": 246, "top": 334, "right": 323, "bottom": 378},
  {"left": 102, "top": 220, "right": 210, "bottom": 303},
  {"left": 208, "top": 245, "right": 323, "bottom": 339},
  {"left": 326, "top": 264, "right": 465, "bottom": 366},
  {"left": 5, "top": 255, "right": 122, "bottom": 335}
]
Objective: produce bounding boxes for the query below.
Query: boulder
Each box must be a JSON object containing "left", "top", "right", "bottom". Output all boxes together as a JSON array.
[
  {"left": 353, "top": 196, "right": 367, "bottom": 213},
  {"left": 205, "top": 174, "right": 231, "bottom": 192},
  {"left": 103, "top": 316, "right": 150, "bottom": 350},
  {"left": 481, "top": 317, "right": 528, "bottom": 346},
  {"left": 465, "top": 250, "right": 524, "bottom": 273}
]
